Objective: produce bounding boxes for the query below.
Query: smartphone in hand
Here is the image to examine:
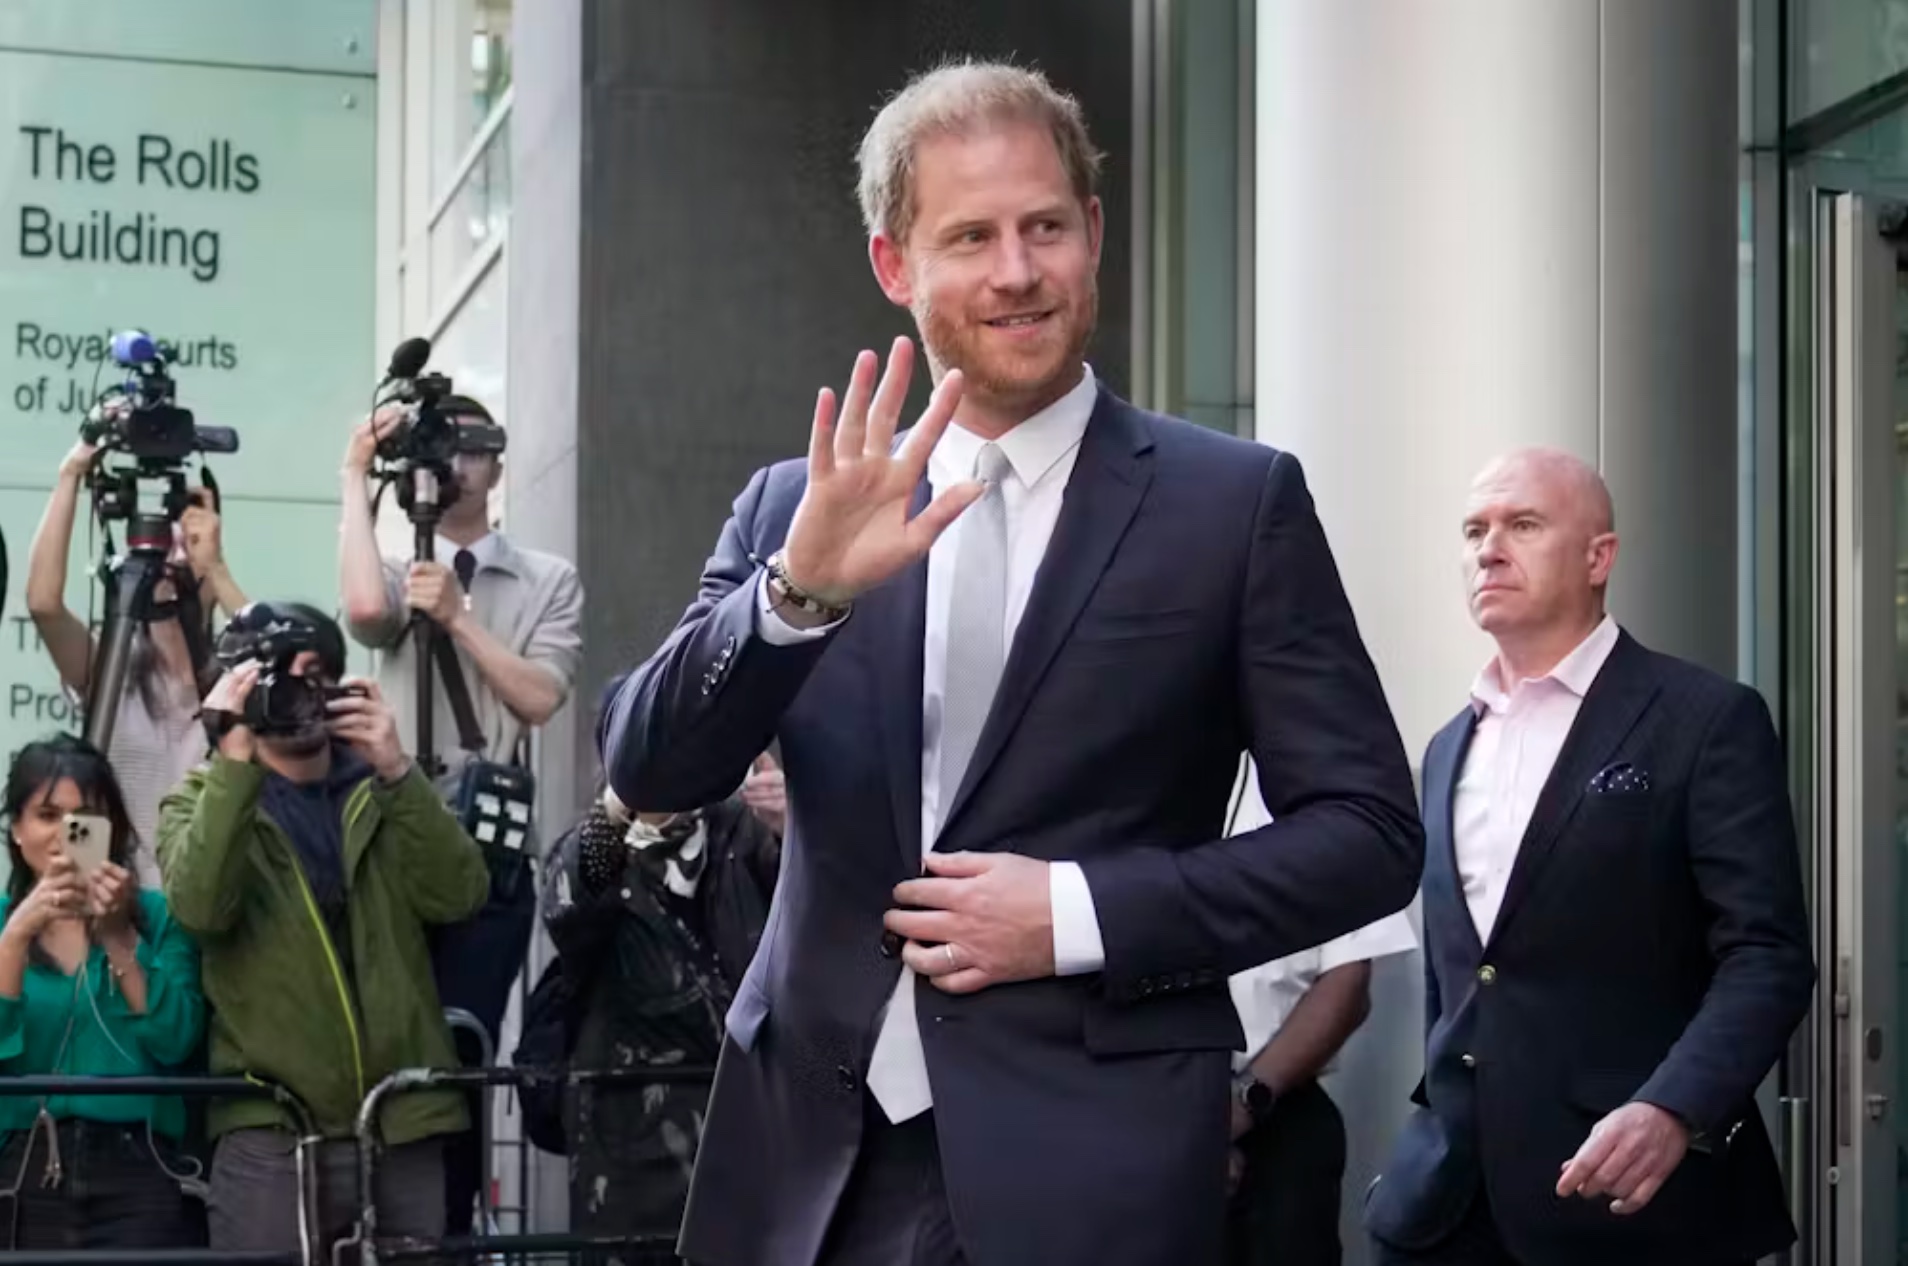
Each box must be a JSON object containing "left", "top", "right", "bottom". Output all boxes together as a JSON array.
[{"left": 61, "top": 813, "right": 112, "bottom": 878}]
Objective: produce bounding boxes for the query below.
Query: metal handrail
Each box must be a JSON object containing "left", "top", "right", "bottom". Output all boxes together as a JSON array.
[
  {"left": 0, "top": 1076, "right": 317, "bottom": 1137},
  {"left": 0, "top": 1253, "right": 302, "bottom": 1266}
]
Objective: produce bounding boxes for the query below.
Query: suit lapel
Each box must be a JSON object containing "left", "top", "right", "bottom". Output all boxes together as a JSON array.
[
  {"left": 937, "top": 392, "right": 1156, "bottom": 843},
  {"left": 1485, "top": 632, "right": 1659, "bottom": 948},
  {"left": 867, "top": 478, "right": 931, "bottom": 873},
  {"left": 1423, "top": 711, "right": 1484, "bottom": 960}
]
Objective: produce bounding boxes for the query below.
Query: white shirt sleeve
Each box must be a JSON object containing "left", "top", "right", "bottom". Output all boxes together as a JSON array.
[
  {"left": 1050, "top": 860, "right": 1106, "bottom": 975},
  {"left": 1317, "top": 906, "right": 1420, "bottom": 973},
  {"left": 753, "top": 571, "right": 846, "bottom": 645}
]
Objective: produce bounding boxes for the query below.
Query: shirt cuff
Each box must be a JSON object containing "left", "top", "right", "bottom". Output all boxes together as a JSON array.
[
  {"left": 1050, "top": 861, "right": 1106, "bottom": 975},
  {"left": 753, "top": 572, "right": 844, "bottom": 646}
]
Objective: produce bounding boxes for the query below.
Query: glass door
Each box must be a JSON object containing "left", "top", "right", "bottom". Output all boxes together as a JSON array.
[{"left": 1799, "top": 187, "right": 1904, "bottom": 1266}]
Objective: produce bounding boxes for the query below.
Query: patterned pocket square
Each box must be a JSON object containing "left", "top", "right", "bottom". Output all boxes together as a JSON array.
[{"left": 1588, "top": 762, "right": 1651, "bottom": 794}]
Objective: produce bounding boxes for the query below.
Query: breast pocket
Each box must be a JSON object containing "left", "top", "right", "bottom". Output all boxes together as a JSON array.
[
  {"left": 1070, "top": 607, "right": 1201, "bottom": 645},
  {"left": 1576, "top": 789, "right": 1655, "bottom": 836}
]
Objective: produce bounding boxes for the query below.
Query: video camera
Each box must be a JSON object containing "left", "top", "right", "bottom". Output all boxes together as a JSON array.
[
  {"left": 82, "top": 331, "right": 238, "bottom": 465},
  {"left": 81, "top": 330, "right": 238, "bottom": 530},
  {"left": 372, "top": 337, "right": 506, "bottom": 516},
  {"left": 213, "top": 602, "right": 362, "bottom": 737}
]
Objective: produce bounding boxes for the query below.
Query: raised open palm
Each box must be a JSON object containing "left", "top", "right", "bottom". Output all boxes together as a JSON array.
[{"left": 780, "top": 338, "right": 983, "bottom": 606}]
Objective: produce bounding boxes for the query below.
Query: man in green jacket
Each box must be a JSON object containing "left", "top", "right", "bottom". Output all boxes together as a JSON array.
[{"left": 158, "top": 601, "right": 487, "bottom": 1259}]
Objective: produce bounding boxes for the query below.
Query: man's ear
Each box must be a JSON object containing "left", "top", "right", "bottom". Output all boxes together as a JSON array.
[
  {"left": 1587, "top": 532, "right": 1620, "bottom": 588},
  {"left": 870, "top": 232, "right": 914, "bottom": 308}
]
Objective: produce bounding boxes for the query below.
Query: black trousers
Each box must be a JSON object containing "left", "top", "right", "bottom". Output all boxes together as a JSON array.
[
  {"left": 1371, "top": 1194, "right": 1518, "bottom": 1266},
  {"left": 1369, "top": 1193, "right": 1758, "bottom": 1266},
  {"left": 1227, "top": 1080, "right": 1346, "bottom": 1266},
  {"left": 816, "top": 1098, "right": 969, "bottom": 1266},
  {"left": 0, "top": 1117, "right": 202, "bottom": 1251}
]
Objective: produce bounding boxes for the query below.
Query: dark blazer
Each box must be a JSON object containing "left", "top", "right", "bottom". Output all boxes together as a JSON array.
[
  {"left": 1363, "top": 630, "right": 1815, "bottom": 1266},
  {"left": 599, "top": 387, "right": 1423, "bottom": 1266}
]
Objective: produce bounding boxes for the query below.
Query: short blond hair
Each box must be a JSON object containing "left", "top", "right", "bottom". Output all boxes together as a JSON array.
[{"left": 856, "top": 60, "right": 1103, "bottom": 243}]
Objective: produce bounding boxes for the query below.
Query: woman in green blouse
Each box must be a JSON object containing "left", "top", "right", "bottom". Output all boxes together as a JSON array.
[{"left": 0, "top": 733, "right": 205, "bottom": 1250}]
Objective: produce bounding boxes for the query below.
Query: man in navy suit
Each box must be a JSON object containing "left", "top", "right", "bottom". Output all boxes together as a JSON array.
[
  {"left": 598, "top": 61, "right": 1423, "bottom": 1266},
  {"left": 1363, "top": 449, "right": 1815, "bottom": 1266}
]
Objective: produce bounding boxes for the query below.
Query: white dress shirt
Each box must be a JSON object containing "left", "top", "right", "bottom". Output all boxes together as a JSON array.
[
  {"left": 755, "top": 366, "right": 1106, "bottom": 1121},
  {"left": 433, "top": 530, "right": 502, "bottom": 572},
  {"left": 1223, "top": 761, "right": 1417, "bottom": 1072},
  {"left": 1452, "top": 616, "right": 1620, "bottom": 942}
]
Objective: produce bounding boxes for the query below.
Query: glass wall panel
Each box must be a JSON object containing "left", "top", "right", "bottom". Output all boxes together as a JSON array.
[
  {"left": 1790, "top": 104, "right": 1908, "bottom": 1263},
  {"left": 1791, "top": 0, "right": 1908, "bottom": 121},
  {"left": 1150, "top": 0, "right": 1252, "bottom": 435},
  {"left": 0, "top": 0, "right": 377, "bottom": 780},
  {"left": 430, "top": 0, "right": 514, "bottom": 204},
  {"left": 428, "top": 117, "right": 511, "bottom": 305},
  {"left": 429, "top": 257, "right": 507, "bottom": 526}
]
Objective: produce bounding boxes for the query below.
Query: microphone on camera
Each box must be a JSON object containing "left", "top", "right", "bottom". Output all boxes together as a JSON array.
[{"left": 382, "top": 337, "right": 432, "bottom": 386}]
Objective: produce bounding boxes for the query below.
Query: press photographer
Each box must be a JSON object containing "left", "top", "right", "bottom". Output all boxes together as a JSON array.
[
  {"left": 339, "top": 340, "right": 582, "bottom": 1234},
  {"left": 26, "top": 332, "right": 248, "bottom": 882},
  {"left": 156, "top": 601, "right": 488, "bottom": 1259}
]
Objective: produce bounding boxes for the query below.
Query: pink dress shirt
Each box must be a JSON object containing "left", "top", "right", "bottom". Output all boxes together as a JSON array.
[{"left": 1451, "top": 616, "right": 1620, "bottom": 942}]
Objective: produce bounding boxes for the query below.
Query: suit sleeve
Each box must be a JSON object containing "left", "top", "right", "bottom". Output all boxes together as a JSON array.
[
  {"left": 1082, "top": 451, "right": 1426, "bottom": 999},
  {"left": 599, "top": 466, "right": 838, "bottom": 814},
  {"left": 1418, "top": 753, "right": 1443, "bottom": 1049},
  {"left": 1633, "top": 685, "right": 1816, "bottom": 1134}
]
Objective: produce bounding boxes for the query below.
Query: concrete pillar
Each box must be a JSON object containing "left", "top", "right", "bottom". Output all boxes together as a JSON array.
[
  {"left": 502, "top": 0, "right": 583, "bottom": 1232},
  {"left": 1255, "top": 2, "right": 1737, "bottom": 1257}
]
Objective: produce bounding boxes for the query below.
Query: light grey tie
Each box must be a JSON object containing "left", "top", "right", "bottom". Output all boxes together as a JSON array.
[{"left": 936, "top": 443, "right": 1014, "bottom": 831}]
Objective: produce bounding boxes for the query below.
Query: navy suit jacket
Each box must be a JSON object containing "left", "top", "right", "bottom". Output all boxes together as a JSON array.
[
  {"left": 600, "top": 388, "right": 1423, "bottom": 1266},
  {"left": 1363, "top": 630, "right": 1815, "bottom": 1266}
]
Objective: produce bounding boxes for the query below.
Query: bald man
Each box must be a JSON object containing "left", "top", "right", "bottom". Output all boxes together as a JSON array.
[{"left": 1363, "top": 449, "right": 1814, "bottom": 1266}]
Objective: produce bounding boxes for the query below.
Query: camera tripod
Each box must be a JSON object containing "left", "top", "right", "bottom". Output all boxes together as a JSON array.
[
  {"left": 83, "top": 513, "right": 211, "bottom": 756},
  {"left": 392, "top": 457, "right": 485, "bottom": 780}
]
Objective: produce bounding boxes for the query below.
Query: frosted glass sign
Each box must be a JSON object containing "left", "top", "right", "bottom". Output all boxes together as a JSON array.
[{"left": 0, "top": 1, "right": 376, "bottom": 781}]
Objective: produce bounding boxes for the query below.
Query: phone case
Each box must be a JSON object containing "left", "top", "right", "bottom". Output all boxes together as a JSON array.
[{"left": 62, "top": 815, "right": 111, "bottom": 876}]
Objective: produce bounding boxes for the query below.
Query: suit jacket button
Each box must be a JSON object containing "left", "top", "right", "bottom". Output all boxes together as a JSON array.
[
  {"left": 1476, "top": 965, "right": 1497, "bottom": 985},
  {"left": 1174, "top": 971, "right": 1194, "bottom": 990},
  {"left": 879, "top": 930, "right": 902, "bottom": 958},
  {"left": 1461, "top": 1053, "right": 1476, "bottom": 1068},
  {"left": 837, "top": 1064, "right": 858, "bottom": 1094},
  {"left": 1138, "top": 979, "right": 1157, "bottom": 997}
]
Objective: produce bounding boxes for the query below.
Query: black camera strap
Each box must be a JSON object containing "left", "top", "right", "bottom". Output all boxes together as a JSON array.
[
  {"left": 426, "top": 625, "right": 488, "bottom": 756},
  {"left": 174, "top": 571, "right": 217, "bottom": 694}
]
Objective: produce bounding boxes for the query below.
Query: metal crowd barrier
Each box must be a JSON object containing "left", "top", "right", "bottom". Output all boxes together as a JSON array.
[
  {"left": 0, "top": 1063, "right": 718, "bottom": 1265},
  {"left": 0, "top": 1074, "right": 320, "bottom": 1266},
  {"left": 347, "top": 1063, "right": 718, "bottom": 1266},
  {"left": 439, "top": 1006, "right": 497, "bottom": 1234}
]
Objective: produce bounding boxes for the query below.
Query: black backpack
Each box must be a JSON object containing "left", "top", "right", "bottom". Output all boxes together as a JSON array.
[{"left": 511, "top": 955, "right": 587, "bottom": 1155}]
